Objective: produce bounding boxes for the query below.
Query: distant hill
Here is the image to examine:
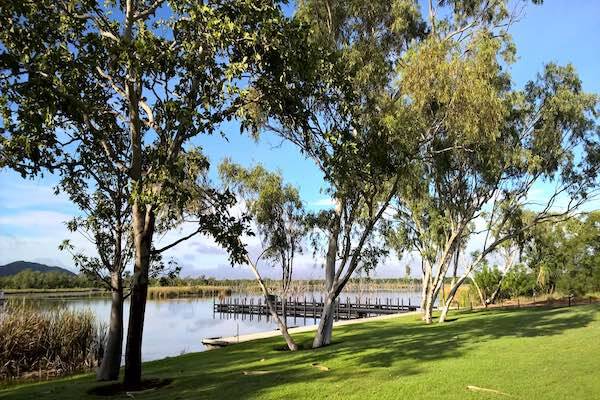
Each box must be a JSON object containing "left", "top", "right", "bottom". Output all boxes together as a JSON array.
[{"left": 0, "top": 261, "right": 76, "bottom": 277}]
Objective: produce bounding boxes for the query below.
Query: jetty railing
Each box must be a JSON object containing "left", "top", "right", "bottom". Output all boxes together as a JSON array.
[{"left": 213, "top": 296, "right": 418, "bottom": 323}]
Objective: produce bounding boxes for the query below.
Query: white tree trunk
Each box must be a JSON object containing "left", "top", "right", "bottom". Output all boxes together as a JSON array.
[
  {"left": 247, "top": 256, "right": 298, "bottom": 351},
  {"left": 264, "top": 295, "right": 298, "bottom": 351},
  {"left": 313, "top": 295, "right": 336, "bottom": 348},
  {"left": 97, "top": 271, "right": 123, "bottom": 381},
  {"left": 438, "top": 272, "right": 470, "bottom": 323},
  {"left": 420, "top": 261, "right": 433, "bottom": 323},
  {"left": 313, "top": 202, "right": 340, "bottom": 348}
]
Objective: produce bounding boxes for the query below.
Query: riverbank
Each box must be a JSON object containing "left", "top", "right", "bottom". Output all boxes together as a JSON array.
[
  {"left": 0, "top": 279, "right": 422, "bottom": 299},
  {"left": 2, "top": 304, "right": 598, "bottom": 399},
  {"left": 2, "top": 288, "right": 107, "bottom": 299},
  {"left": 1, "top": 286, "right": 231, "bottom": 299}
]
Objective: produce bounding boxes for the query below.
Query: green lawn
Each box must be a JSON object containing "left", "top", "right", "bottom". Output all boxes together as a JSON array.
[{"left": 1, "top": 305, "right": 599, "bottom": 399}]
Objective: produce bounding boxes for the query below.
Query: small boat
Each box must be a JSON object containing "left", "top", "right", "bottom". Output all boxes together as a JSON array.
[{"left": 201, "top": 337, "right": 230, "bottom": 350}]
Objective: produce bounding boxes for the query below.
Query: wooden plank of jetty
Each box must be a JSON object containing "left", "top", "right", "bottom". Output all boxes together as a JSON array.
[{"left": 201, "top": 310, "right": 420, "bottom": 349}]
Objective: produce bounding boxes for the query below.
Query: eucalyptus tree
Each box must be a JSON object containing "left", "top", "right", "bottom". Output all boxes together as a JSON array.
[
  {"left": 0, "top": 0, "right": 291, "bottom": 385},
  {"left": 248, "top": 0, "right": 427, "bottom": 347},
  {"left": 57, "top": 139, "right": 133, "bottom": 381},
  {"left": 249, "top": 0, "right": 424, "bottom": 347},
  {"left": 219, "top": 160, "right": 306, "bottom": 351},
  {"left": 386, "top": 0, "right": 599, "bottom": 323},
  {"left": 56, "top": 135, "right": 180, "bottom": 380}
]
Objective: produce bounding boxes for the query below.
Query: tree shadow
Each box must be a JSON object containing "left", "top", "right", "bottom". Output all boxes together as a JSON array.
[
  {"left": 1, "top": 305, "right": 596, "bottom": 400},
  {"left": 345, "top": 306, "right": 595, "bottom": 369}
]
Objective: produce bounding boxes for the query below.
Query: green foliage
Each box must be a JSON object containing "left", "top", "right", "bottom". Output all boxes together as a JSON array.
[
  {"left": 382, "top": 1, "right": 599, "bottom": 317},
  {"left": 0, "top": 0, "right": 295, "bottom": 269},
  {"left": 219, "top": 160, "right": 306, "bottom": 290},
  {"left": 473, "top": 264, "right": 503, "bottom": 300},
  {"left": 248, "top": 0, "right": 429, "bottom": 283},
  {"left": 0, "top": 270, "right": 101, "bottom": 290},
  {"left": 523, "top": 212, "right": 600, "bottom": 296},
  {"left": 502, "top": 264, "right": 536, "bottom": 298}
]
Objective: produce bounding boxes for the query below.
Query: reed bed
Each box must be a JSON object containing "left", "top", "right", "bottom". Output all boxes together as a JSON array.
[
  {"left": 223, "top": 278, "right": 421, "bottom": 296},
  {"left": 147, "top": 285, "right": 232, "bottom": 299},
  {"left": 0, "top": 303, "right": 105, "bottom": 381}
]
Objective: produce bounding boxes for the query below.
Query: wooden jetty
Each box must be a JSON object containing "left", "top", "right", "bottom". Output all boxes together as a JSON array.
[
  {"left": 213, "top": 296, "right": 418, "bottom": 323},
  {"left": 202, "top": 307, "right": 421, "bottom": 349}
]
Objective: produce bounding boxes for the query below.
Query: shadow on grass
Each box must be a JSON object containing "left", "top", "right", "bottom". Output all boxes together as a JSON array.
[
  {"left": 87, "top": 378, "right": 173, "bottom": 396},
  {"left": 1, "top": 305, "right": 596, "bottom": 400}
]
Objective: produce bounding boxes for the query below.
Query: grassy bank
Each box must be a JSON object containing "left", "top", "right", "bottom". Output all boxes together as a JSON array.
[
  {"left": 146, "top": 285, "right": 232, "bottom": 299},
  {"left": 2, "top": 288, "right": 108, "bottom": 298},
  {"left": 2, "top": 286, "right": 231, "bottom": 299},
  {"left": 1, "top": 304, "right": 598, "bottom": 399}
]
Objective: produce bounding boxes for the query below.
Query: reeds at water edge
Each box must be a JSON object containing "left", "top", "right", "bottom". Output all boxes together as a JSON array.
[
  {"left": 0, "top": 302, "right": 105, "bottom": 381},
  {"left": 146, "top": 285, "right": 232, "bottom": 299}
]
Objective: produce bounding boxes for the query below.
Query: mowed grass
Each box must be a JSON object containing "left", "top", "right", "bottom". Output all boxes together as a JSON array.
[{"left": 1, "top": 305, "right": 599, "bottom": 400}]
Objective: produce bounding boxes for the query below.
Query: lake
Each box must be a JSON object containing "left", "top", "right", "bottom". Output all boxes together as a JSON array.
[{"left": 35, "top": 290, "right": 423, "bottom": 362}]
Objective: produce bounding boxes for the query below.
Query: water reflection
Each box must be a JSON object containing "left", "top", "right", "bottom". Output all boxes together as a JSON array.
[{"left": 22, "top": 290, "right": 422, "bottom": 362}]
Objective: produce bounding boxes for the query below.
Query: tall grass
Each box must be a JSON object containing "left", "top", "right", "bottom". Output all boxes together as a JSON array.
[
  {"left": 440, "top": 283, "right": 479, "bottom": 309},
  {"left": 0, "top": 302, "right": 105, "bottom": 381},
  {"left": 147, "top": 285, "right": 232, "bottom": 299},
  {"left": 221, "top": 278, "right": 421, "bottom": 296}
]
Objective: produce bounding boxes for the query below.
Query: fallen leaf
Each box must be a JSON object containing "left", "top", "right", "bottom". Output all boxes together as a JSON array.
[
  {"left": 311, "top": 363, "right": 330, "bottom": 371},
  {"left": 243, "top": 370, "right": 273, "bottom": 376}
]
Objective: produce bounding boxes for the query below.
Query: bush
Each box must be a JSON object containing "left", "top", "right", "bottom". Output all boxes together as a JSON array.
[
  {"left": 502, "top": 264, "right": 535, "bottom": 298},
  {"left": 473, "top": 265, "right": 503, "bottom": 300}
]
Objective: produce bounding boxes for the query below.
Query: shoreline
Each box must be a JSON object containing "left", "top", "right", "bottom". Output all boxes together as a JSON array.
[{"left": 202, "top": 310, "right": 422, "bottom": 349}]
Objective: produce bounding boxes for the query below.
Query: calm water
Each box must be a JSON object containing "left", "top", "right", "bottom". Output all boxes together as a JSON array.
[{"left": 36, "top": 290, "right": 422, "bottom": 362}]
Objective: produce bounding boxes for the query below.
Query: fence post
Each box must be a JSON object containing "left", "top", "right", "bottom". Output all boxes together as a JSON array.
[{"left": 347, "top": 297, "right": 351, "bottom": 319}]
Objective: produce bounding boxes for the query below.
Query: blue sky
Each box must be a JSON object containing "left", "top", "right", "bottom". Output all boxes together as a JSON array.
[{"left": 1, "top": 0, "right": 599, "bottom": 278}]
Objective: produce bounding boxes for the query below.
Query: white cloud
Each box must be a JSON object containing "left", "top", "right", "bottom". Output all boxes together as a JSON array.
[
  {"left": 309, "top": 197, "right": 335, "bottom": 207},
  {"left": 0, "top": 211, "right": 73, "bottom": 231},
  {"left": 0, "top": 233, "right": 90, "bottom": 272},
  {"left": 0, "top": 179, "right": 72, "bottom": 211}
]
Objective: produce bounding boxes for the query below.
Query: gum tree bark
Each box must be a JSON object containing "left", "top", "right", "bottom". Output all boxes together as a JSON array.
[
  {"left": 312, "top": 204, "right": 341, "bottom": 348},
  {"left": 247, "top": 256, "right": 298, "bottom": 351},
  {"left": 312, "top": 184, "right": 398, "bottom": 348},
  {"left": 97, "top": 272, "right": 124, "bottom": 381},
  {"left": 124, "top": 204, "right": 155, "bottom": 386}
]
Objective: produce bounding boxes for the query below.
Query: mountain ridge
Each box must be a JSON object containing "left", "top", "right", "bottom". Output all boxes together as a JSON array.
[{"left": 0, "top": 261, "right": 76, "bottom": 277}]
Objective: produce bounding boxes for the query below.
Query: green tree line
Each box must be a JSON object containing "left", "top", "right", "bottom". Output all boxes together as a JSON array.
[
  {"left": 0, "top": 270, "right": 102, "bottom": 290},
  {"left": 473, "top": 212, "right": 600, "bottom": 303}
]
